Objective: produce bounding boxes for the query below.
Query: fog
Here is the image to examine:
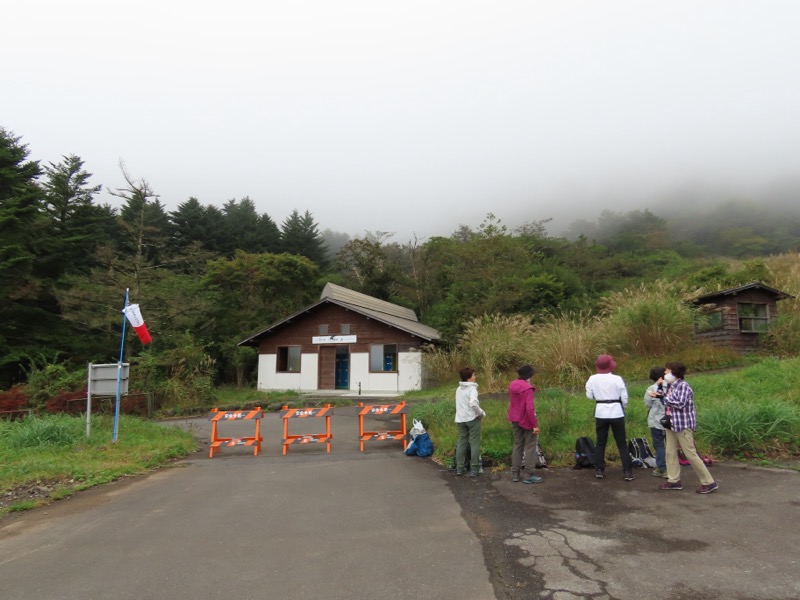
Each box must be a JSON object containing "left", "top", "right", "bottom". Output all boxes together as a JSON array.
[{"left": 4, "top": 1, "right": 800, "bottom": 242}]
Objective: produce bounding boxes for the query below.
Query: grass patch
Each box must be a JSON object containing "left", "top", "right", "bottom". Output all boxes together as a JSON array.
[{"left": 0, "top": 414, "right": 197, "bottom": 517}]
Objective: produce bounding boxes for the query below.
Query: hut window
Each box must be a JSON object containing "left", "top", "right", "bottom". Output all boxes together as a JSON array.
[
  {"left": 319, "top": 324, "right": 329, "bottom": 335},
  {"left": 370, "top": 344, "right": 397, "bottom": 372},
  {"left": 277, "top": 346, "right": 301, "bottom": 372},
  {"left": 699, "top": 309, "right": 724, "bottom": 332},
  {"left": 340, "top": 324, "right": 350, "bottom": 334},
  {"left": 738, "top": 303, "right": 768, "bottom": 332}
]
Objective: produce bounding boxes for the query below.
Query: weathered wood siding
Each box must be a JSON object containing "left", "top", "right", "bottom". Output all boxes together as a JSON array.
[{"left": 695, "top": 289, "right": 781, "bottom": 350}]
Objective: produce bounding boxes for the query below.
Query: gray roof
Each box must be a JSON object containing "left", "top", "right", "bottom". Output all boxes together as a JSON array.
[
  {"left": 239, "top": 283, "right": 441, "bottom": 346},
  {"left": 320, "top": 282, "right": 418, "bottom": 321},
  {"left": 693, "top": 281, "right": 794, "bottom": 303}
]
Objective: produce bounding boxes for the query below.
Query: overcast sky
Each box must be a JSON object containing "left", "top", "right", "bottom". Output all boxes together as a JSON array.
[{"left": 5, "top": 1, "right": 800, "bottom": 242}]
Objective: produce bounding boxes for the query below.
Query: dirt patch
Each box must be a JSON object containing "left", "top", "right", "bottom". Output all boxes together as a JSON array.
[{"left": 0, "top": 478, "right": 73, "bottom": 512}]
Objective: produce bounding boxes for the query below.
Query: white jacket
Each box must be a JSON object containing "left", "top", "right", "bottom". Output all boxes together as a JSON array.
[
  {"left": 585, "top": 373, "right": 629, "bottom": 419},
  {"left": 455, "top": 381, "right": 486, "bottom": 423}
]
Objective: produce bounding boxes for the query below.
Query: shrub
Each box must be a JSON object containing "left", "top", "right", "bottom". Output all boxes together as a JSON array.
[
  {"left": 23, "top": 362, "right": 86, "bottom": 409},
  {"left": 45, "top": 390, "right": 88, "bottom": 414},
  {"left": 0, "top": 385, "right": 29, "bottom": 412}
]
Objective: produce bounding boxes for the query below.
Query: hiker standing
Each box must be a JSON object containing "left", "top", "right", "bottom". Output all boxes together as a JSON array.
[
  {"left": 508, "top": 364, "right": 542, "bottom": 484},
  {"left": 660, "top": 362, "right": 718, "bottom": 494},
  {"left": 455, "top": 367, "right": 486, "bottom": 477},
  {"left": 585, "top": 354, "right": 635, "bottom": 481},
  {"left": 644, "top": 366, "right": 669, "bottom": 478}
]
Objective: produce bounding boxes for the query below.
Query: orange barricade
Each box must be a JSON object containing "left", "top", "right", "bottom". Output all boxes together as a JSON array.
[
  {"left": 280, "top": 404, "right": 333, "bottom": 455},
  {"left": 208, "top": 407, "right": 264, "bottom": 458},
  {"left": 357, "top": 402, "right": 408, "bottom": 452}
]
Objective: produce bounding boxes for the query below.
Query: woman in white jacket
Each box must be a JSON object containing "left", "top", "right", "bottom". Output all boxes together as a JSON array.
[{"left": 455, "top": 367, "right": 487, "bottom": 477}]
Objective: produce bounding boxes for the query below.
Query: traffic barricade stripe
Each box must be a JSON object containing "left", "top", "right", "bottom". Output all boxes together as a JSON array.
[
  {"left": 357, "top": 402, "right": 408, "bottom": 452},
  {"left": 208, "top": 407, "right": 263, "bottom": 458},
  {"left": 280, "top": 404, "right": 333, "bottom": 455}
]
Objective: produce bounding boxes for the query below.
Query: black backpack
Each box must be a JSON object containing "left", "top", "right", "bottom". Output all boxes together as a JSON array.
[
  {"left": 574, "top": 436, "right": 596, "bottom": 469},
  {"left": 628, "top": 437, "right": 656, "bottom": 468}
]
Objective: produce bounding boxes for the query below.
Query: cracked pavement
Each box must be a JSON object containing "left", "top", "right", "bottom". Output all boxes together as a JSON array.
[{"left": 445, "top": 462, "right": 800, "bottom": 600}]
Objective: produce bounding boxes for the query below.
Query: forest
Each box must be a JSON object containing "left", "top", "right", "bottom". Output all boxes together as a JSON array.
[{"left": 3, "top": 125, "right": 800, "bottom": 408}]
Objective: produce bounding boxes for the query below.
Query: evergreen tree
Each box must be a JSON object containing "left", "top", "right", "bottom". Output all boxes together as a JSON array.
[
  {"left": 280, "top": 209, "right": 328, "bottom": 265},
  {"left": 221, "top": 197, "right": 280, "bottom": 256},
  {"left": 41, "top": 154, "right": 114, "bottom": 277},
  {"left": 168, "top": 197, "right": 208, "bottom": 253},
  {"left": 0, "top": 128, "right": 48, "bottom": 386}
]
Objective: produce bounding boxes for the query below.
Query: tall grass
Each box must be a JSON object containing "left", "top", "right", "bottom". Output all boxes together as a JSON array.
[
  {"left": 5, "top": 415, "right": 84, "bottom": 448},
  {"left": 528, "top": 313, "right": 605, "bottom": 389},
  {"left": 455, "top": 314, "right": 536, "bottom": 391},
  {"left": 600, "top": 281, "right": 698, "bottom": 356},
  {"left": 421, "top": 280, "right": 748, "bottom": 394},
  {"left": 761, "top": 253, "right": 800, "bottom": 355}
]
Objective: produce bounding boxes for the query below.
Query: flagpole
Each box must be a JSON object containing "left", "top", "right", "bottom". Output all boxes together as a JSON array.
[{"left": 113, "top": 288, "right": 130, "bottom": 443}]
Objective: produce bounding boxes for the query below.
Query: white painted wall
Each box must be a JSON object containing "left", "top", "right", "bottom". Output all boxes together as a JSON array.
[
  {"left": 257, "top": 353, "right": 319, "bottom": 391},
  {"left": 347, "top": 351, "right": 422, "bottom": 392},
  {"left": 257, "top": 350, "right": 423, "bottom": 393}
]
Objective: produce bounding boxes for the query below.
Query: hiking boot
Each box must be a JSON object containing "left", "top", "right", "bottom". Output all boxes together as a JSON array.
[
  {"left": 697, "top": 482, "right": 719, "bottom": 494},
  {"left": 595, "top": 469, "right": 605, "bottom": 479},
  {"left": 469, "top": 470, "right": 480, "bottom": 477},
  {"left": 660, "top": 480, "right": 683, "bottom": 490},
  {"left": 511, "top": 473, "right": 521, "bottom": 483},
  {"left": 623, "top": 471, "right": 635, "bottom": 481},
  {"left": 456, "top": 469, "right": 466, "bottom": 476},
  {"left": 651, "top": 468, "right": 665, "bottom": 477},
  {"left": 523, "top": 474, "right": 543, "bottom": 484}
]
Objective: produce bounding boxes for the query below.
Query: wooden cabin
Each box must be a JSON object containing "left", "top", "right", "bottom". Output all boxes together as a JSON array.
[{"left": 693, "top": 282, "right": 793, "bottom": 350}]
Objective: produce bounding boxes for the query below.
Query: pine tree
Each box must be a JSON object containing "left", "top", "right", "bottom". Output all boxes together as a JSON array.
[
  {"left": 221, "top": 197, "right": 281, "bottom": 256},
  {"left": 280, "top": 209, "right": 328, "bottom": 266},
  {"left": 41, "top": 154, "right": 113, "bottom": 277},
  {"left": 0, "top": 128, "right": 47, "bottom": 386}
]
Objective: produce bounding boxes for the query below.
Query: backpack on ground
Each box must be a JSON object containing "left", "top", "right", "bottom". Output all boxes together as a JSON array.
[
  {"left": 535, "top": 442, "right": 548, "bottom": 469},
  {"left": 523, "top": 441, "right": 548, "bottom": 469},
  {"left": 628, "top": 437, "right": 655, "bottom": 469},
  {"left": 573, "top": 436, "right": 596, "bottom": 469}
]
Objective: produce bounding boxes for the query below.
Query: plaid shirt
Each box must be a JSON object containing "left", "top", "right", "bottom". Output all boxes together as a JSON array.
[{"left": 664, "top": 378, "right": 697, "bottom": 432}]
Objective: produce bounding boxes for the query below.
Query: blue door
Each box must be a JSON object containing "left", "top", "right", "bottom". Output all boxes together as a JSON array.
[{"left": 335, "top": 347, "right": 349, "bottom": 389}]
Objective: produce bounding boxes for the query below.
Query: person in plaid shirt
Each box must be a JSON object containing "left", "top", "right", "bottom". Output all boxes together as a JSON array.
[{"left": 660, "top": 361, "right": 718, "bottom": 494}]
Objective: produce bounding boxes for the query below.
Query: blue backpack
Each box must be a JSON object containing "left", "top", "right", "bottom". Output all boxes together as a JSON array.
[{"left": 405, "top": 432, "right": 434, "bottom": 457}]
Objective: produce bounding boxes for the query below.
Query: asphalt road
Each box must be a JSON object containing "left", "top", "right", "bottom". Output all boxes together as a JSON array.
[{"left": 1, "top": 407, "right": 799, "bottom": 600}]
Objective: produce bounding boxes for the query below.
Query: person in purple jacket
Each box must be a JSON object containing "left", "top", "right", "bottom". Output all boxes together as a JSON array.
[{"left": 508, "top": 364, "right": 542, "bottom": 484}]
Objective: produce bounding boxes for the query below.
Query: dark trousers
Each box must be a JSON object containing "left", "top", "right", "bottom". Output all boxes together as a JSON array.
[
  {"left": 595, "top": 417, "right": 633, "bottom": 472},
  {"left": 650, "top": 426, "right": 667, "bottom": 471}
]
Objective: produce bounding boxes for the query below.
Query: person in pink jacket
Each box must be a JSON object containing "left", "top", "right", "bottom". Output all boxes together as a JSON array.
[{"left": 508, "top": 364, "right": 542, "bottom": 484}]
